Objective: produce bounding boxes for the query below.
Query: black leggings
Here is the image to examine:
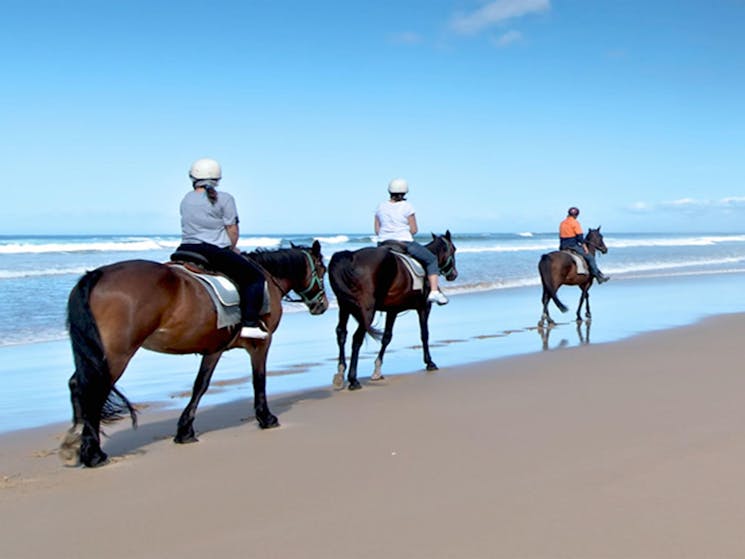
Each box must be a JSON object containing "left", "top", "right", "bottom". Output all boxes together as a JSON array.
[{"left": 178, "top": 243, "right": 265, "bottom": 325}]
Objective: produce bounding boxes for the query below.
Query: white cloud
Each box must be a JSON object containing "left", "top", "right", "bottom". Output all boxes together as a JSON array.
[
  {"left": 665, "top": 198, "right": 700, "bottom": 208},
  {"left": 629, "top": 201, "right": 652, "bottom": 212},
  {"left": 492, "top": 30, "right": 523, "bottom": 47},
  {"left": 629, "top": 196, "right": 745, "bottom": 214},
  {"left": 721, "top": 196, "right": 745, "bottom": 206},
  {"left": 451, "top": 0, "right": 550, "bottom": 35},
  {"left": 388, "top": 31, "right": 424, "bottom": 45}
]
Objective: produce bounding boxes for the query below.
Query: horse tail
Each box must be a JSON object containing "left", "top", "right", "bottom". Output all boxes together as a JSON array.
[
  {"left": 329, "top": 251, "right": 383, "bottom": 341},
  {"left": 539, "top": 254, "right": 569, "bottom": 313},
  {"left": 67, "top": 270, "right": 137, "bottom": 428}
]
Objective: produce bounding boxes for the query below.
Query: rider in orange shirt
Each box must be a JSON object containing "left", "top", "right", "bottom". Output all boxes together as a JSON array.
[{"left": 559, "top": 207, "right": 609, "bottom": 284}]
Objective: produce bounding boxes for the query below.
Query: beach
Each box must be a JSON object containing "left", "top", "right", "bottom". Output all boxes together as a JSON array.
[
  {"left": 2, "top": 232, "right": 745, "bottom": 557},
  {"left": 2, "top": 312, "right": 745, "bottom": 558}
]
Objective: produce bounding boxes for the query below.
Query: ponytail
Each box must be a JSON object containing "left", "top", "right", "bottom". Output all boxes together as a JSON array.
[
  {"left": 192, "top": 179, "right": 220, "bottom": 204},
  {"left": 205, "top": 185, "right": 218, "bottom": 204}
]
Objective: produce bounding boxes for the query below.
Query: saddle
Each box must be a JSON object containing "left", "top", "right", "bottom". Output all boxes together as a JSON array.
[
  {"left": 560, "top": 249, "right": 589, "bottom": 275},
  {"left": 168, "top": 250, "right": 270, "bottom": 329},
  {"left": 378, "top": 242, "right": 425, "bottom": 291}
]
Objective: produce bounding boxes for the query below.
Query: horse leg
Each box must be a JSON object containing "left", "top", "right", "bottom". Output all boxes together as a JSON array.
[
  {"left": 584, "top": 289, "right": 592, "bottom": 321},
  {"left": 174, "top": 351, "right": 223, "bottom": 443},
  {"left": 372, "top": 312, "right": 397, "bottom": 381},
  {"left": 60, "top": 372, "right": 110, "bottom": 468},
  {"left": 418, "top": 305, "right": 438, "bottom": 371},
  {"left": 248, "top": 344, "right": 279, "bottom": 429},
  {"left": 539, "top": 287, "right": 555, "bottom": 327},
  {"left": 63, "top": 345, "right": 136, "bottom": 468},
  {"left": 347, "top": 320, "right": 368, "bottom": 391},
  {"left": 576, "top": 287, "right": 588, "bottom": 323},
  {"left": 333, "top": 307, "right": 350, "bottom": 389}
]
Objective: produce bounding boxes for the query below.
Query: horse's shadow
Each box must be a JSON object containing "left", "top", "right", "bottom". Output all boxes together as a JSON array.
[
  {"left": 536, "top": 321, "right": 591, "bottom": 351},
  {"left": 99, "top": 388, "right": 334, "bottom": 462}
]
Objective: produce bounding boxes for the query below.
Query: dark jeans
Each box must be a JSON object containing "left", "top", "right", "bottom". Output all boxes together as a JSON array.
[
  {"left": 178, "top": 242, "right": 265, "bottom": 325},
  {"left": 379, "top": 240, "right": 439, "bottom": 276},
  {"left": 559, "top": 240, "right": 602, "bottom": 277}
]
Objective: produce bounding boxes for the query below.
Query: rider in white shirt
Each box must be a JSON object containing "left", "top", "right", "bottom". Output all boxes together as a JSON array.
[{"left": 374, "top": 178, "right": 448, "bottom": 305}]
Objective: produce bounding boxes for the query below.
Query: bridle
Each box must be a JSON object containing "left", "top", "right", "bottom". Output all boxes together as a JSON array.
[
  {"left": 437, "top": 236, "right": 456, "bottom": 277},
  {"left": 584, "top": 231, "right": 605, "bottom": 254},
  {"left": 280, "top": 249, "right": 326, "bottom": 307}
]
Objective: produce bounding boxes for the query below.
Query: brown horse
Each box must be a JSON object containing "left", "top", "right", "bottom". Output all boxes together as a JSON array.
[
  {"left": 60, "top": 241, "right": 328, "bottom": 468},
  {"left": 329, "top": 232, "right": 458, "bottom": 390},
  {"left": 537, "top": 227, "right": 608, "bottom": 327}
]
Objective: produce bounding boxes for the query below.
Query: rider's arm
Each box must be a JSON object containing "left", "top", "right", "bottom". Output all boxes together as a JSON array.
[
  {"left": 374, "top": 215, "right": 381, "bottom": 235},
  {"left": 408, "top": 214, "right": 418, "bottom": 235},
  {"left": 226, "top": 223, "right": 239, "bottom": 251}
]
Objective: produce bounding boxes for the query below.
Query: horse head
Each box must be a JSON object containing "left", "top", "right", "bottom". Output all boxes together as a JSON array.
[
  {"left": 289, "top": 240, "right": 329, "bottom": 315},
  {"left": 586, "top": 227, "right": 608, "bottom": 254},
  {"left": 429, "top": 230, "right": 458, "bottom": 281}
]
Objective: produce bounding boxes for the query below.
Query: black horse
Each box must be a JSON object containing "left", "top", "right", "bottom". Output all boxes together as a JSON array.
[
  {"left": 329, "top": 232, "right": 458, "bottom": 390},
  {"left": 537, "top": 227, "right": 608, "bottom": 327}
]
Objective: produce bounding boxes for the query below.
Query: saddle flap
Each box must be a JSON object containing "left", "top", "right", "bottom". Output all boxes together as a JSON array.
[
  {"left": 561, "top": 250, "right": 589, "bottom": 275},
  {"left": 392, "top": 252, "right": 425, "bottom": 291}
]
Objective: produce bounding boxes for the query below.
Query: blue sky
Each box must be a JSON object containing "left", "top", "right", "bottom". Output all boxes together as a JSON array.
[{"left": 2, "top": 0, "right": 744, "bottom": 235}]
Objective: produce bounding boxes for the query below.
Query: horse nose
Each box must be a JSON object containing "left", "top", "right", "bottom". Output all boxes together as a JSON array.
[{"left": 311, "top": 296, "right": 330, "bottom": 315}]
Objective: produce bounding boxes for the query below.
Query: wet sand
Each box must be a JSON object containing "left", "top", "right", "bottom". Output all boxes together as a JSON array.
[{"left": 1, "top": 313, "right": 744, "bottom": 558}]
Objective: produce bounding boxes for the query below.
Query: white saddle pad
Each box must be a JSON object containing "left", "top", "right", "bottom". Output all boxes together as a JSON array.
[
  {"left": 561, "top": 250, "right": 589, "bottom": 275},
  {"left": 392, "top": 252, "right": 425, "bottom": 291}
]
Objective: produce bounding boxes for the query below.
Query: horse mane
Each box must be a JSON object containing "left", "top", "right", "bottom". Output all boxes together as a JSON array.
[{"left": 245, "top": 246, "right": 308, "bottom": 279}]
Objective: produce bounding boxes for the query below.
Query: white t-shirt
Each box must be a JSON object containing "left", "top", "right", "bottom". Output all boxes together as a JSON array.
[{"left": 375, "top": 200, "right": 415, "bottom": 242}]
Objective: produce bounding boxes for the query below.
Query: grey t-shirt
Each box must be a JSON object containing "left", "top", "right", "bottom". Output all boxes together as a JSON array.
[{"left": 180, "top": 189, "right": 239, "bottom": 248}]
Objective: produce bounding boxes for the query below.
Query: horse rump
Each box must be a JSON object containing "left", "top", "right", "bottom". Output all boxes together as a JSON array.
[
  {"left": 328, "top": 250, "right": 383, "bottom": 341},
  {"left": 538, "top": 253, "right": 569, "bottom": 313}
]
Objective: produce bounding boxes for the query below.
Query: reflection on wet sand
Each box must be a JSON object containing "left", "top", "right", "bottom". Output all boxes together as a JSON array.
[{"left": 537, "top": 321, "right": 591, "bottom": 351}]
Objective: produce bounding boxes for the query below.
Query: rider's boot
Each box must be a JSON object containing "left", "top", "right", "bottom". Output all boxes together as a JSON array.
[{"left": 427, "top": 290, "right": 449, "bottom": 305}]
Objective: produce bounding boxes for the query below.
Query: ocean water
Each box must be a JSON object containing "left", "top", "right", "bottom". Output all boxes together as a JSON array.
[{"left": 1, "top": 231, "right": 745, "bottom": 433}]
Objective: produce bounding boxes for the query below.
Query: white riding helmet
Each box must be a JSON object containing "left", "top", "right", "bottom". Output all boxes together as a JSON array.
[
  {"left": 189, "top": 158, "right": 222, "bottom": 181},
  {"left": 388, "top": 178, "right": 409, "bottom": 194}
]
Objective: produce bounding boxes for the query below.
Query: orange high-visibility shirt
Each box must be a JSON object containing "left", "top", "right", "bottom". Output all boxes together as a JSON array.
[{"left": 559, "top": 216, "right": 583, "bottom": 239}]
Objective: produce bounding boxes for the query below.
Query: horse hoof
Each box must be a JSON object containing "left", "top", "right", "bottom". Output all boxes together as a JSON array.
[
  {"left": 370, "top": 371, "right": 384, "bottom": 381},
  {"left": 82, "top": 450, "right": 109, "bottom": 468},
  {"left": 348, "top": 381, "right": 363, "bottom": 391},
  {"left": 332, "top": 373, "right": 344, "bottom": 389},
  {"left": 258, "top": 415, "right": 280, "bottom": 429},
  {"left": 426, "top": 363, "right": 438, "bottom": 371},
  {"left": 174, "top": 433, "right": 199, "bottom": 444}
]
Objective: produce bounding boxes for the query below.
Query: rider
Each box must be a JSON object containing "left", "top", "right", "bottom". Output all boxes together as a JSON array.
[
  {"left": 559, "top": 206, "right": 610, "bottom": 284},
  {"left": 177, "top": 158, "right": 269, "bottom": 339},
  {"left": 374, "top": 178, "right": 448, "bottom": 305}
]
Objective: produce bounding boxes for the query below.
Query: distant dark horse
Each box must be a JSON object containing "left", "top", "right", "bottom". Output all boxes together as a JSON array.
[
  {"left": 329, "top": 232, "right": 457, "bottom": 390},
  {"left": 538, "top": 227, "right": 608, "bottom": 327},
  {"left": 60, "top": 242, "right": 328, "bottom": 468}
]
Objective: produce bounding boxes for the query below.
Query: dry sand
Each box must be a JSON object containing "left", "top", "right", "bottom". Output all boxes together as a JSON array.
[{"left": 1, "top": 313, "right": 744, "bottom": 559}]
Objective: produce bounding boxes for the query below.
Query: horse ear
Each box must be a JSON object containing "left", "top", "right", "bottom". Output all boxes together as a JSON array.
[
  {"left": 445, "top": 230, "right": 451, "bottom": 240},
  {"left": 598, "top": 225, "right": 602, "bottom": 231},
  {"left": 312, "top": 239, "right": 321, "bottom": 254},
  {"left": 431, "top": 233, "right": 436, "bottom": 241},
  {"left": 290, "top": 241, "right": 297, "bottom": 249}
]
